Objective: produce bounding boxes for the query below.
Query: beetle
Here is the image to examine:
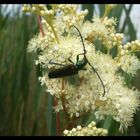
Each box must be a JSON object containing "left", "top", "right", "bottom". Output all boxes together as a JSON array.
[{"left": 48, "top": 25, "right": 106, "bottom": 96}]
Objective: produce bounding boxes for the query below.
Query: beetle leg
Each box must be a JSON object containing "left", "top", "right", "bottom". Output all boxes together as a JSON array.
[
  {"left": 76, "top": 53, "right": 85, "bottom": 61},
  {"left": 68, "top": 58, "right": 74, "bottom": 64},
  {"left": 68, "top": 53, "right": 75, "bottom": 64},
  {"left": 49, "top": 60, "right": 65, "bottom": 67}
]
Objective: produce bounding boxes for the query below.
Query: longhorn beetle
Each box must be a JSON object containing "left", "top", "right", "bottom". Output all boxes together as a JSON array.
[{"left": 48, "top": 25, "right": 106, "bottom": 96}]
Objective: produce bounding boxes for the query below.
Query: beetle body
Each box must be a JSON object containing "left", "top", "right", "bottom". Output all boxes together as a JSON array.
[
  {"left": 48, "top": 58, "right": 88, "bottom": 78},
  {"left": 48, "top": 64, "right": 78, "bottom": 78}
]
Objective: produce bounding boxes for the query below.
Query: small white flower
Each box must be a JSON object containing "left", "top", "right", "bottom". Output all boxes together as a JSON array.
[{"left": 63, "top": 130, "right": 69, "bottom": 135}]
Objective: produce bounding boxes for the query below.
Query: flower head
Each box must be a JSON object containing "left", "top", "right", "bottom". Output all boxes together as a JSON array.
[{"left": 23, "top": 4, "right": 140, "bottom": 133}]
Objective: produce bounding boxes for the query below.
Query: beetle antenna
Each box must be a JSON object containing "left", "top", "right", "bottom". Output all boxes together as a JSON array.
[
  {"left": 70, "top": 25, "right": 86, "bottom": 58},
  {"left": 87, "top": 61, "right": 106, "bottom": 96},
  {"left": 70, "top": 25, "right": 106, "bottom": 96}
]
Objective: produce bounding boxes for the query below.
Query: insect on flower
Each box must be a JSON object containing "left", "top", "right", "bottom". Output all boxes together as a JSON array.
[{"left": 48, "top": 25, "right": 106, "bottom": 96}]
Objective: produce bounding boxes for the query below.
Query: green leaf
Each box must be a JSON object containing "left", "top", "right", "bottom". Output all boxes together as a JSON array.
[
  {"left": 103, "top": 116, "right": 120, "bottom": 136},
  {"left": 98, "top": 4, "right": 105, "bottom": 17},
  {"left": 46, "top": 94, "right": 56, "bottom": 136},
  {"left": 82, "top": 4, "right": 94, "bottom": 21},
  {"left": 121, "top": 4, "right": 136, "bottom": 41}
]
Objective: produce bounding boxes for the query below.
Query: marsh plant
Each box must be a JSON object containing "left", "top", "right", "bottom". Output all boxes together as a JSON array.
[{"left": 22, "top": 4, "right": 140, "bottom": 136}]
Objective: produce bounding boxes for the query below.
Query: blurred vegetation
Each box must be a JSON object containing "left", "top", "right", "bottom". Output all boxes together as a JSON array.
[{"left": 0, "top": 4, "right": 140, "bottom": 136}]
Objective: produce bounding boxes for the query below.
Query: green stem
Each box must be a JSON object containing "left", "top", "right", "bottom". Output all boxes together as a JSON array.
[{"left": 102, "top": 5, "right": 111, "bottom": 18}]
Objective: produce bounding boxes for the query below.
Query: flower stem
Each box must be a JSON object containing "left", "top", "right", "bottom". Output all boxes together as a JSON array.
[
  {"left": 45, "top": 17, "right": 60, "bottom": 44},
  {"left": 37, "top": 15, "right": 45, "bottom": 37},
  {"left": 53, "top": 99, "right": 61, "bottom": 136},
  {"left": 60, "top": 78, "right": 70, "bottom": 121}
]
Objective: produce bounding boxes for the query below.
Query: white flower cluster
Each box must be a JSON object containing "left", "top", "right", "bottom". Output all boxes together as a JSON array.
[
  {"left": 23, "top": 4, "right": 140, "bottom": 133},
  {"left": 51, "top": 4, "right": 88, "bottom": 29},
  {"left": 63, "top": 121, "right": 108, "bottom": 136},
  {"left": 118, "top": 54, "right": 140, "bottom": 76},
  {"left": 124, "top": 40, "right": 140, "bottom": 49},
  {"left": 117, "top": 40, "right": 140, "bottom": 76},
  {"left": 82, "top": 16, "right": 123, "bottom": 51}
]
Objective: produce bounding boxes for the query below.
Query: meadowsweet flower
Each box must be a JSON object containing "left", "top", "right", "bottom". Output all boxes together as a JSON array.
[
  {"left": 118, "top": 54, "right": 140, "bottom": 76},
  {"left": 123, "top": 40, "right": 140, "bottom": 52},
  {"left": 51, "top": 4, "right": 88, "bottom": 29},
  {"left": 83, "top": 16, "right": 122, "bottom": 51},
  {"left": 63, "top": 121, "right": 108, "bottom": 136},
  {"left": 23, "top": 4, "right": 140, "bottom": 133}
]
